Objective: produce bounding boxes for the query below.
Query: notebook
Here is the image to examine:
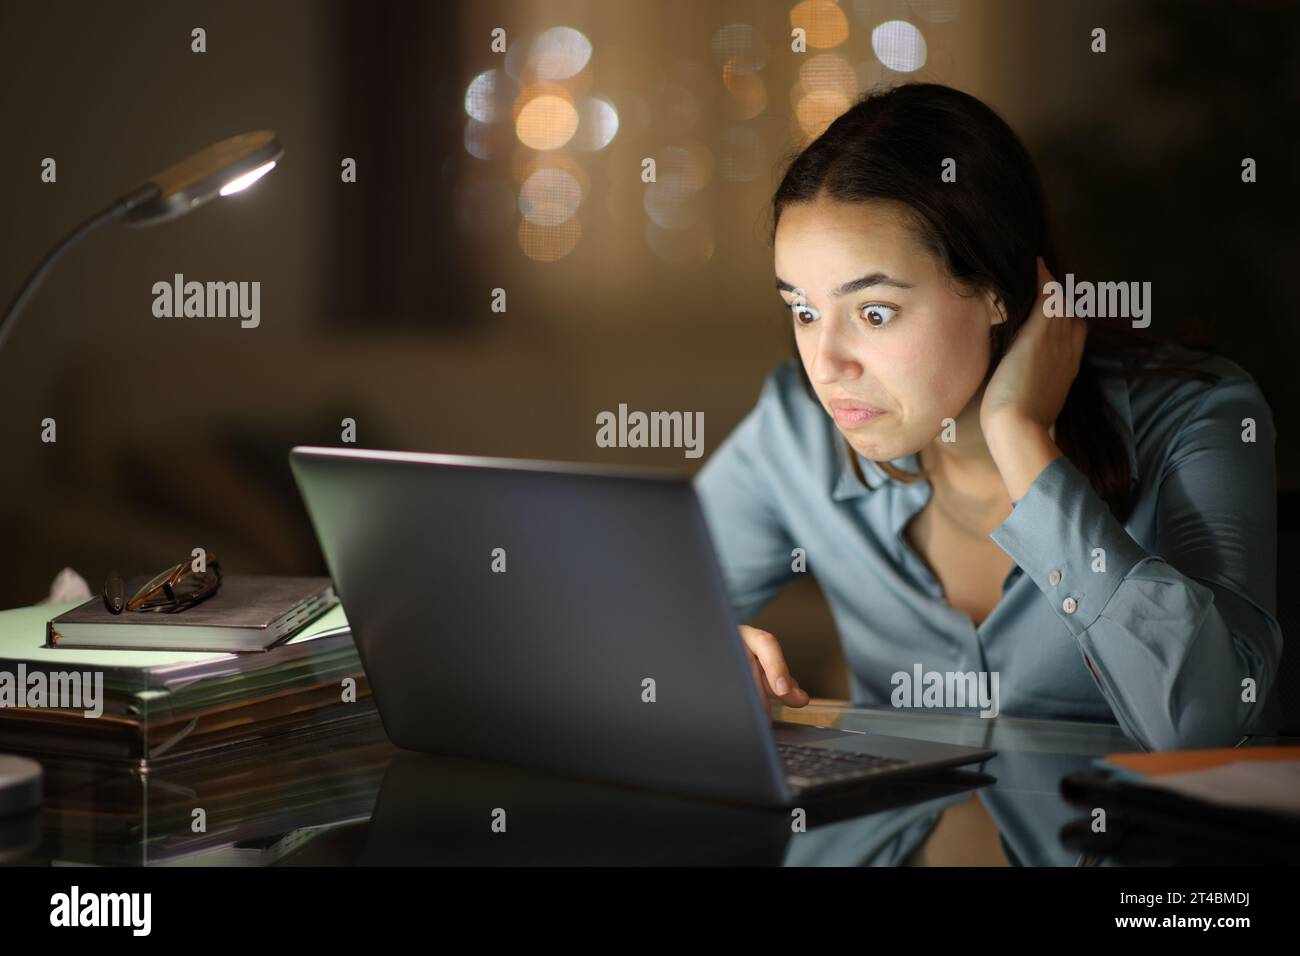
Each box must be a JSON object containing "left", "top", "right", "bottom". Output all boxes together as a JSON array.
[
  {"left": 2, "top": 599, "right": 366, "bottom": 762},
  {"left": 45, "top": 576, "right": 336, "bottom": 652}
]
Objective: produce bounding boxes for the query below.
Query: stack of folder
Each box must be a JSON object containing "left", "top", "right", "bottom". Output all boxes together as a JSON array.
[
  {"left": 0, "top": 600, "right": 375, "bottom": 765},
  {"left": 1059, "top": 747, "right": 1300, "bottom": 864}
]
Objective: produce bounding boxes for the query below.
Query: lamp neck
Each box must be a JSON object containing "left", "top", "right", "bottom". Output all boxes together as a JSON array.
[{"left": 0, "top": 183, "right": 162, "bottom": 355}]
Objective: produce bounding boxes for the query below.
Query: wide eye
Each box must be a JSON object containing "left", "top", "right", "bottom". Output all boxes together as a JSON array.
[
  {"left": 790, "top": 302, "right": 819, "bottom": 325},
  {"left": 860, "top": 304, "right": 898, "bottom": 329}
]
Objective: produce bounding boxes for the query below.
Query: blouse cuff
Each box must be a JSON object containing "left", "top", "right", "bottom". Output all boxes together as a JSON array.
[{"left": 989, "top": 454, "right": 1151, "bottom": 636}]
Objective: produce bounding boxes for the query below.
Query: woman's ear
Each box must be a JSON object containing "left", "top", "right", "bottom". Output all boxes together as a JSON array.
[{"left": 984, "top": 288, "right": 1009, "bottom": 327}]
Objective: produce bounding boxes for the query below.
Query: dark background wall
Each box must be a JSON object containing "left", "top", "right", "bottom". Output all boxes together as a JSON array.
[{"left": 1, "top": 0, "right": 1295, "bottom": 698}]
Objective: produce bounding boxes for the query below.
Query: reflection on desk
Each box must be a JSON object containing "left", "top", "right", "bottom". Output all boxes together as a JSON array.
[{"left": 6, "top": 702, "right": 1296, "bottom": 866}]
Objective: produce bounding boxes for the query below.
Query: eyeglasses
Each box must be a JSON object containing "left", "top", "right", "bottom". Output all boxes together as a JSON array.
[{"left": 103, "top": 553, "right": 223, "bottom": 615}]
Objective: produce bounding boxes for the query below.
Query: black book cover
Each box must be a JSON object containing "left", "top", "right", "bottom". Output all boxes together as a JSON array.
[{"left": 46, "top": 576, "right": 337, "bottom": 652}]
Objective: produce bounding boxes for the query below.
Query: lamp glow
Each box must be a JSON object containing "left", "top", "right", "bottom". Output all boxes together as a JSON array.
[{"left": 220, "top": 160, "right": 278, "bottom": 197}]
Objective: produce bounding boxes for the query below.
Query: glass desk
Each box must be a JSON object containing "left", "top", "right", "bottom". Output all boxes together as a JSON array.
[{"left": 3, "top": 702, "right": 1295, "bottom": 866}]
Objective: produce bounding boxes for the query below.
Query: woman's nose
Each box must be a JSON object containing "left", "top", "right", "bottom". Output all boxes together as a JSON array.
[{"left": 810, "top": 316, "right": 862, "bottom": 384}]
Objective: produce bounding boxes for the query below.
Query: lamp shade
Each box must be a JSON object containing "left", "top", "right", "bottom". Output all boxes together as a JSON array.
[{"left": 122, "top": 130, "right": 284, "bottom": 226}]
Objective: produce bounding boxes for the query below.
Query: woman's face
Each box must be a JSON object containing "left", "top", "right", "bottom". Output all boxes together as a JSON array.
[{"left": 773, "top": 196, "right": 1004, "bottom": 463}]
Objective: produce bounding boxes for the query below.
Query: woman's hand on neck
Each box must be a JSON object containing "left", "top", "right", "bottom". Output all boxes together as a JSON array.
[
  {"left": 923, "top": 387, "right": 1060, "bottom": 510},
  {"left": 969, "top": 257, "right": 1082, "bottom": 500}
]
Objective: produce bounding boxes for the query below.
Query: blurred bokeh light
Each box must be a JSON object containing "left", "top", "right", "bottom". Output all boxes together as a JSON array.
[
  {"left": 514, "top": 88, "right": 579, "bottom": 150},
  {"left": 872, "top": 19, "right": 928, "bottom": 72},
  {"left": 790, "top": 0, "right": 850, "bottom": 49},
  {"left": 518, "top": 216, "right": 583, "bottom": 260},
  {"left": 459, "top": 12, "right": 942, "bottom": 264}
]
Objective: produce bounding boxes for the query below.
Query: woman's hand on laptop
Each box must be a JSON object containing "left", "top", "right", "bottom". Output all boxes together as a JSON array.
[{"left": 739, "top": 625, "right": 810, "bottom": 712}]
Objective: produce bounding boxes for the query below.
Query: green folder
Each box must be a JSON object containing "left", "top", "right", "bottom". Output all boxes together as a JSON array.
[{"left": 0, "top": 600, "right": 350, "bottom": 672}]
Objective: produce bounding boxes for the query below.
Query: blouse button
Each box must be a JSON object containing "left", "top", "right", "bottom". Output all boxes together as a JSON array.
[
  {"left": 1048, "top": 569, "right": 1062, "bottom": 587},
  {"left": 1062, "top": 596, "right": 1078, "bottom": 614}
]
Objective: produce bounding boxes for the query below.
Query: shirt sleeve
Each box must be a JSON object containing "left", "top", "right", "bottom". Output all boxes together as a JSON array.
[
  {"left": 988, "top": 374, "right": 1282, "bottom": 752},
  {"left": 693, "top": 383, "right": 799, "bottom": 625}
]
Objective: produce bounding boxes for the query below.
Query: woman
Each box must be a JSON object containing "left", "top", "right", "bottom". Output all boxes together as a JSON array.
[{"left": 695, "top": 83, "right": 1282, "bottom": 752}]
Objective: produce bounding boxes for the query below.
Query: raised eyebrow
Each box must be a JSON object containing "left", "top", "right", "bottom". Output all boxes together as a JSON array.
[
  {"left": 775, "top": 273, "right": 914, "bottom": 296},
  {"left": 835, "top": 272, "right": 915, "bottom": 296}
]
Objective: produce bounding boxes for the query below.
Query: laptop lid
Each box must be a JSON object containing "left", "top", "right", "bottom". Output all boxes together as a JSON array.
[{"left": 289, "top": 446, "right": 793, "bottom": 806}]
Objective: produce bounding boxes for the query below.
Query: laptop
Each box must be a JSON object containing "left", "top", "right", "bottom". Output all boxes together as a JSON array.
[{"left": 289, "top": 446, "right": 996, "bottom": 807}]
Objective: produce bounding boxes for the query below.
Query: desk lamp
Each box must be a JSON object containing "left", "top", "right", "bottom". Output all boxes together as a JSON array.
[
  {"left": 0, "top": 129, "right": 283, "bottom": 352},
  {"left": 0, "top": 130, "right": 283, "bottom": 820}
]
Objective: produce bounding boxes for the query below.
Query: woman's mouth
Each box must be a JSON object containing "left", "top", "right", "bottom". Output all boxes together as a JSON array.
[{"left": 829, "top": 399, "right": 888, "bottom": 428}]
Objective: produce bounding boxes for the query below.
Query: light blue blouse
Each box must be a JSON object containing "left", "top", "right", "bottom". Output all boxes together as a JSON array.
[{"left": 693, "top": 351, "right": 1283, "bottom": 752}]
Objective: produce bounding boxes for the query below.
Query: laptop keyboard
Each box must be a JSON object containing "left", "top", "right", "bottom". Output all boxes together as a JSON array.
[{"left": 776, "top": 742, "right": 908, "bottom": 786}]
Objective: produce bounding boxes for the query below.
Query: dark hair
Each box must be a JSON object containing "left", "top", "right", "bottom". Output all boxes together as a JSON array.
[{"left": 770, "top": 82, "right": 1217, "bottom": 523}]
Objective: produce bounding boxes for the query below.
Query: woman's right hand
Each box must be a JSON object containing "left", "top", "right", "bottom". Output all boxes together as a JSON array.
[{"left": 738, "top": 625, "right": 810, "bottom": 713}]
